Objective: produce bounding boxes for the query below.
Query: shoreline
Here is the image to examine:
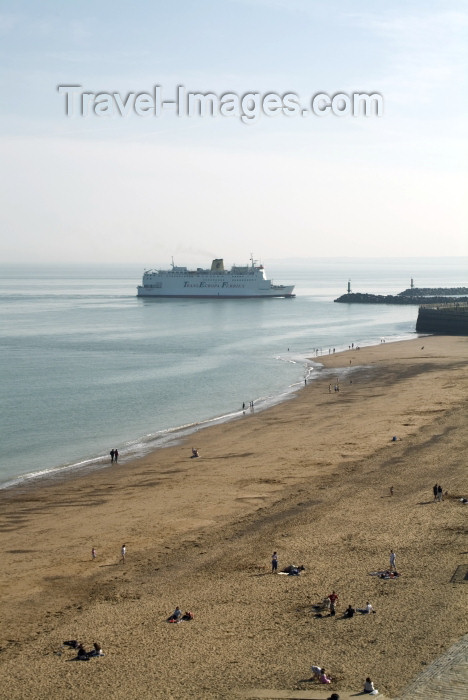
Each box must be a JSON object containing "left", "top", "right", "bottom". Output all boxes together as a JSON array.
[
  {"left": 1, "top": 334, "right": 467, "bottom": 699},
  {"left": 0, "top": 331, "right": 419, "bottom": 493}
]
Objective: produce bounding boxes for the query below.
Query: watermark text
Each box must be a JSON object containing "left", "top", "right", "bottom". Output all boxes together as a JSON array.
[{"left": 57, "top": 85, "right": 383, "bottom": 123}]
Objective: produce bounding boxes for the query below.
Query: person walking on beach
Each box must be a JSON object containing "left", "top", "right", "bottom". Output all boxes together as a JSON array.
[
  {"left": 92, "top": 547, "right": 97, "bottom": 560},
  {"left": 389, "top": 550, "right": 396, "bottom": 571},
  {"left": 114, "top": 449, "right": 119, "bottom": 463},
  {"left": 120, "top": 543, "right": 126, "bottom": 564},
  {"left": 110, "top": 449, "right": 115, "bottom": 463},
  {"left": 433, "top": 483, "right": 438, "bottom": 501},
  {"left": 437, "top": 484, "right": 443, "bottom": 501},
  {"left": 271, "top": 551, "right": 278, "bottom": 573},
  {"left": 328, "top": 591, "right": 338, "bottom": 616}
]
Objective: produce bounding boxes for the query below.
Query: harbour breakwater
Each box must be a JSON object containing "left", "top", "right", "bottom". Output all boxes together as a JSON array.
[
  {"left": 334, "top": 287, "right": 468, "bottom": 305},
  {"left": 334, "top": 287, "right": 468, "bottom": 335},
  {"left": 416, "top": 303, "right": 468, "bottom": 335}
]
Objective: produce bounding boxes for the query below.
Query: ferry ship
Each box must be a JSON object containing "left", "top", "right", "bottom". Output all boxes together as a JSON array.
[{"left": 137, "top": 257, "right": 295, "bottom": 298}]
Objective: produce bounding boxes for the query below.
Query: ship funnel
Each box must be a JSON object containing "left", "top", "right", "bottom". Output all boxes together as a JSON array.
[{"left": 211, "top": 259, "right": 224, "bottom": 271}]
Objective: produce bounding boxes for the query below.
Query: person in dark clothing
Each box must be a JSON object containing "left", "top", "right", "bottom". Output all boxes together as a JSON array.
[
  {"left": 281, "top": 565, "right": 305, "bottom": 575},
  {"left": 271, "top": 551, "right": 278, "bottom": 573},
  {"left": 167, "top": 606, "right": 182, "bottom": 622},
  {"left": 77, "top": 644, "right": 89, "bottom": 660}
]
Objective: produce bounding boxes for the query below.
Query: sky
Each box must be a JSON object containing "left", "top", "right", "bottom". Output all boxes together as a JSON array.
[{"left": 0, "top": 0, "right": 467, "bottom": 266}]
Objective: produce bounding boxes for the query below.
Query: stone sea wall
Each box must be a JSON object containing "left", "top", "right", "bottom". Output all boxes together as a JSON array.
[{"left": 416, "top": 304, "right": 468, "bottom": 335}]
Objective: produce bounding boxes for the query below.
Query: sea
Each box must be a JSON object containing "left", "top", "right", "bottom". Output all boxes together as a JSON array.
[{"left": 1, "top": 258, "right": 466, "bottom": 490}]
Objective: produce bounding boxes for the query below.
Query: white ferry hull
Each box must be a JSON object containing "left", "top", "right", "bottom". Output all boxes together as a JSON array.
[
  {"left": 137, "top": 258, "right": 295, "bottom": 299},
  {"left": 137, "top": 284, "right": 295, "bottom": 298}
]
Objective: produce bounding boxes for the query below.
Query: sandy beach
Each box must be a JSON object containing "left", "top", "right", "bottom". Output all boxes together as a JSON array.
[{"left": 1, "top": 335, "right": 467, "bottom": 699}]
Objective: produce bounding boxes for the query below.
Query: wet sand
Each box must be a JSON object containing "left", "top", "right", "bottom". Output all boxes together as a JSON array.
[{"left": 0, "top": 335, "right": 467, "bottom": 699}]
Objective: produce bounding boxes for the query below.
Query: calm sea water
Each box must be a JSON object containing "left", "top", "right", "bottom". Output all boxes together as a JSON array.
[{"left": 1, "top": 258, "right": 466, "bottom": 489}]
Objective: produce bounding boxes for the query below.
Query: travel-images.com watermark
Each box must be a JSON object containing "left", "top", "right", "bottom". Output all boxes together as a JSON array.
[{"left": 58, "top": 85, "right": 383, "bottom": 124}]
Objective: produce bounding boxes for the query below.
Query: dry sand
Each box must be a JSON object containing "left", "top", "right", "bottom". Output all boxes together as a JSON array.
[{"left": 0, "top": 335, "right": 467, "bottom": 699}]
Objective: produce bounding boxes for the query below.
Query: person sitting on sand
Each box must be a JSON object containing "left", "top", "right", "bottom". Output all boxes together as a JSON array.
[
  {"left": 77, "top": 644, "right": 89, "bottom": 660},
  {"left": 357, "top": 602, "right": 374, "bottom": 614},
  {"left": 281, "top": 565, "right": 305, "bottom": 575},
  {"left": 168, "top": 606, "right": 182, "bottom": 622},
  {"left": 310, "top": 665, "right": 322, "bottom": 680},
  {"left": 63, "top": 640, "right": 80, "bottom": 649},
  {"left": 89, "top": 642, "right": 104, "bottom": 656},
  {"left": 191, "top": 448, "right": 199, "bottom": 458},
  {"left": 364, "top": 676, "right": 379, "bottom": 694},
  {"left": 343, "top": 604, "right": 355, "bottom": 618},
  {"left": 313, "top": 597, "right": 331, "bottom": 612},
  {"left": 319, "top": 669, "right": 332, "bottom": 684}
]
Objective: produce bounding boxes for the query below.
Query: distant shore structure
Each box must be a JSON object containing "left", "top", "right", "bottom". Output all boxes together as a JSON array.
[
  {"left": 137, "top": 256, "right": 296, "bottom": 298},
  {"left": 416, "top": 303, "right": 468, "bottom": 335},
  {"left": 335, "top": 287, "right": 468, "bottom": 306},
  {"left": 336, "top": 282, "right": 468, "bottom": 335}
]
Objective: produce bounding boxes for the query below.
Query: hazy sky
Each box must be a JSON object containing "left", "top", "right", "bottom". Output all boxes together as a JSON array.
[{"left": 0, "top": 0, "right": 466, "bottom": 265}]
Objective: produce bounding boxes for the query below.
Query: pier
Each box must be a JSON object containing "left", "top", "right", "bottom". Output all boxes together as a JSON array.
[
  {"left": 416, "top": 302, "right": 468, "bottom": 335},
  {"left": 334, "top": 286, "right": 468, "bottom": 306}
]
